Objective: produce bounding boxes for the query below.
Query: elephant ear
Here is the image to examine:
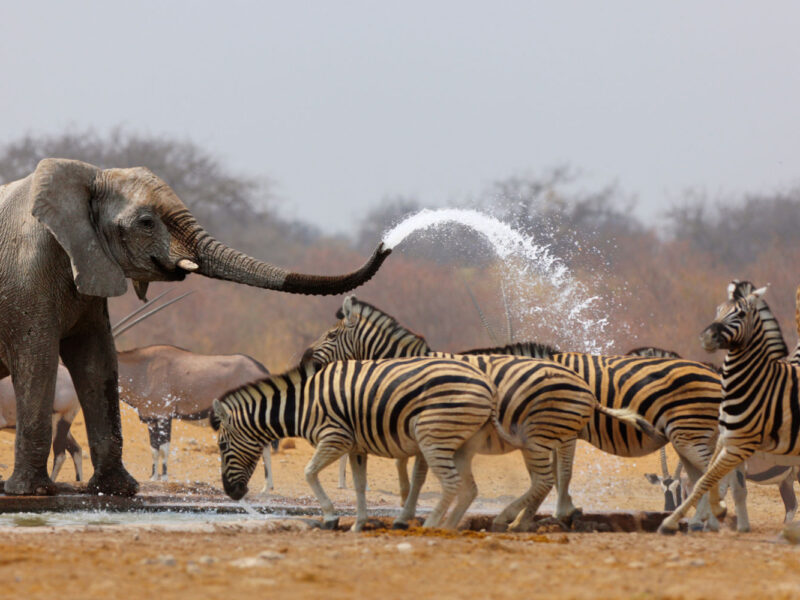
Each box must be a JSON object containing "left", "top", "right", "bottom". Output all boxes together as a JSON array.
[{"left": 30, "top": 158, "right": 127, "bottom": 298}]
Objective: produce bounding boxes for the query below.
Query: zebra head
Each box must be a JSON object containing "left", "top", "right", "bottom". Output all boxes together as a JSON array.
[
  {"left": 211, "top": 398, "right": 265, "bottom": 500},
  {"left": 700, "top": 281, "right": 767, "bottom": 352},
  {"left": 302, "top": 296, "right": 361, "bottom": 366}
]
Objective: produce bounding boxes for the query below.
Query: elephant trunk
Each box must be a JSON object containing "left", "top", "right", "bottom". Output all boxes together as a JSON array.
[{"left": 165, "top": 209, "right": 391, "bottom": 296}]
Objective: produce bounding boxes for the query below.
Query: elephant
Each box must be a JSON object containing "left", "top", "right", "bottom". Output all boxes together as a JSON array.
[
  {"left": 116, "top": 344, "right": 277, "bottom": 489},
  {"left": 0, "top": 158, "right": 390, "bottom": 496}
]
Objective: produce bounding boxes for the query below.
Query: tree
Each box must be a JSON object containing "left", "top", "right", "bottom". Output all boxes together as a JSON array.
[{"left": 0, "top": 128, "right": 319, "bottom": 261}]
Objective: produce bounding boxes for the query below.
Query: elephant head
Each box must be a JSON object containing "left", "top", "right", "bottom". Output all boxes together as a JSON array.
[{"left": 30, "top": 158, "right": 391, "bottom": 300}]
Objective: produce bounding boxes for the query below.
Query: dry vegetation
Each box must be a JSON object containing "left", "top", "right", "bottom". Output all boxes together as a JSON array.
[
  {"left": 3, "top": 131, "right": 800, "bottom": 599},
  {"left": 4, "top": 130, "right": 800, "bottom": 370}
]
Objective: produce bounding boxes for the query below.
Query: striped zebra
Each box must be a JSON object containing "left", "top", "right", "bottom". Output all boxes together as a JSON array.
[
  {"left": 305, "top": 296, "right": 743, "bottom": 531},
  {"left": 630, "top": 346, "right": 800, "bottom": 524},
  {"left": 211, "top": 357, "right": 495, "bottom": 530},
  {"left": 659, "top": 280, "right": 800, "bottom": 534}
]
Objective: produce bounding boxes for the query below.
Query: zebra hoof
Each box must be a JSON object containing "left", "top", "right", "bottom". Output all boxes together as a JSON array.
[
  {"left": 350, "top": 521, "right": 366, "bottom": 532},
  {"left": 391, "top": 521, "right": 409, "bottom": 530},
  {"left": 658, "top": 523, "right": 678, "bottom": 536},
  {"left": 322, "top": 517, "right": 340, "bottom": 530},
  {"left": 490, "top": 521, "right": 509, "bottom": 533}
]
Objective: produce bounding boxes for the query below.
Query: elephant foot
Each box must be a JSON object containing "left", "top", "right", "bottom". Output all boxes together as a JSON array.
[
  {"left": 87, "top": 466, "right": 139, "bottom": 497},
  {"left": 3, "top": 470, "right": 57, "bottom": 496}
]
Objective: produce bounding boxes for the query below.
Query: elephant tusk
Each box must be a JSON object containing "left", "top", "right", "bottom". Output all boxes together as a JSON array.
[{"left": 177, "top": 259, "right": 199, "bottom": 272}]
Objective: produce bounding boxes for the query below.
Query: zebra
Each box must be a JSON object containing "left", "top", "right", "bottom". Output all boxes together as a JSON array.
[
  {"left": 211, "top": 357, "right": 495, "bottom": 531},
  {"left": 659, "top": 280, "right": 800, "bottom": 534},
  {"left": 630, "top": 346, "right": 800, "bottom": 523},
  {"left": 305, "top": 296, "right": 745, "bottom": 531}
]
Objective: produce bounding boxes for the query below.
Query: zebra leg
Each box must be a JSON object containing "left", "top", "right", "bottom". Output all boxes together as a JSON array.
[
  {"left": 442, "top": 439, "right": 482, "bottom": 530},
  {"left": 511, "top": 446, "right": 556, "bottom": 532},
  {"left": 304, "top": 441, "right": 349, "bottom": 528},
  {"left": 259, "top": 445, "right": 273, "bottom": 494},
  {"left": 338, "top": 455, "right": 348, "bottom": 489},
  {"left": 677, "top": 452, "right": 720, "bottom": 532},
  {"left": 779, "top": 473, "right": 797, "bottom": 523},
  {"left": 554, "top": 439, "right": 579, "bottom": 519},
  {"left": 728, "top": 466, "right": 750, "bottom": 532},
  {"left": 419, "top": 447, "right": 462, "bottom": 529},
  {"left": 397, "top": 457, "right": 410, "bottom": 504},
  {"left": 348, "top": 452, "right": 369, "bottom": 532},
  {"left": 393, "top": 455, "right": 428, "bottom": 529},
  {"left": 492, "top": 445, "right": 553, "bottom": 532},
  {"left": 659, "top": 445, "right": 748, "bottom": 535}
]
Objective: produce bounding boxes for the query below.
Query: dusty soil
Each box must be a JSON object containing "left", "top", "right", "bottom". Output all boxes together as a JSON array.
[{"left": 2, "top": 406, "right": 800, "bottom": 599}]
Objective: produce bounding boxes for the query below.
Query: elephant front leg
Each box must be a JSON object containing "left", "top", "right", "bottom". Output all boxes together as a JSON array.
[
  {"left": 3, "top": 347, "right": 60, "bottom": 495},
  {"left": 61, "top": 321, "right": 138, "bottom": 496}
]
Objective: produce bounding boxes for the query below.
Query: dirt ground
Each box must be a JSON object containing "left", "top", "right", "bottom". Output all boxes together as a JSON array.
[{"left": 2, "top": 406, "right": 800, "bottom": 599}]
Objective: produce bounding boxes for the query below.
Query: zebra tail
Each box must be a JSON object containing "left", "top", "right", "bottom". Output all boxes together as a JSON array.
[{"left": 595, "top": 405, "right": 660, "bottom": 440}]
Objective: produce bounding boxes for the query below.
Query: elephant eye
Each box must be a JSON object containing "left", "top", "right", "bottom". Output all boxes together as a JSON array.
[{"left": 137, "top": 215, "right": 156, "bottom": 231}]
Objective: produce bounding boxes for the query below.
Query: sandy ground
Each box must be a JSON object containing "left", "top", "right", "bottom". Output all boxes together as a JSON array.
[{"left": 2, "top": 406, "right": 800, "bottom": 599}]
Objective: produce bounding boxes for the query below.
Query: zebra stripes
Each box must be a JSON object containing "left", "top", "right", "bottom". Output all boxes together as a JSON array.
[
  {"left": 212, "top": 357, "right": 496, "bottom": 530},
  {"left": 305, "top": 296, "right": 744, "bottom": 530},
  {"left": 305, "top": 296, "right": 659, "bottom": 528},
  {"left": 659, "top": 280, "right": 800, "bottom": 533}
]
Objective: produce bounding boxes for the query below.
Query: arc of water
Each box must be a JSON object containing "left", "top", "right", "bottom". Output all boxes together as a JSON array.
[{"left": 381, "top": 208, "right": 612, "bottom": 354}]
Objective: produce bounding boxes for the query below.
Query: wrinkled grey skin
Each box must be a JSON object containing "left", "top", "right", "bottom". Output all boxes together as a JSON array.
[
  {"left": 0, "top": 364, "right": 83, "bottom": 483},
  {"left": 0, "top": 158, "right": 390, "bottom": 496}
]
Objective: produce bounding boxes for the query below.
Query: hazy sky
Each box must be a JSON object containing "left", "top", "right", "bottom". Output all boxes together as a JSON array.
[{"left": 3, "top": 1, "right": 799, "bottom": 234}]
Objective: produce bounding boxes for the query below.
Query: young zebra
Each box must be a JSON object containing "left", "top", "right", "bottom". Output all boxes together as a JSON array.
[
  {"left": 211, "top": 357, "right": 495, "bottom": 531},
  {"left": 659, "top": 281, "right": 800, "bottom": 534},
  {"left": 305, "top": 296, "right": 740, "bottom": 531}
]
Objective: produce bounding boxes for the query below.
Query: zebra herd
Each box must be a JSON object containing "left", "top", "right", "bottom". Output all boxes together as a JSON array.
[{"left": 211, "top": 280, "right": 800, "bottom": 534}]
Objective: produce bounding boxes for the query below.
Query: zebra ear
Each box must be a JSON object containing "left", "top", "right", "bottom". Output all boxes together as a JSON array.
[
  {"left": 343, "top": 295, "right": 358, "bottom": 327},
  {"left": 752, "top": 286, "right": 768, "bottom": 299},
  {"left": 727, "top": 282, "right": 737, "bottom": 301},
  {"left": 212, "top": 399, "right": 231, "bottom": 429}
]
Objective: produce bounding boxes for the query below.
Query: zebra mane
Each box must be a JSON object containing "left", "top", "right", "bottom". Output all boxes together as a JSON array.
[
  {"left": 627, "top": 346, "right": 721, "bottom": 373},
  {"left": 730, "top": 280, "right": 789, "bottom": 358},
  {"left": 337, "top": 297, "right": 430, "bottom": 349},
  {"left": 626, "top": 346, "right": 681, "bottom": 359},
  {"left": 460, "top": 340, "right": 559, "bottom": 358}
]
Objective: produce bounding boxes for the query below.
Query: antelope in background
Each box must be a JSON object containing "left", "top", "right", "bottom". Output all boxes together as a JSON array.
[{"left": 112, "top": 292, "right": 279, "bottom": 490}]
